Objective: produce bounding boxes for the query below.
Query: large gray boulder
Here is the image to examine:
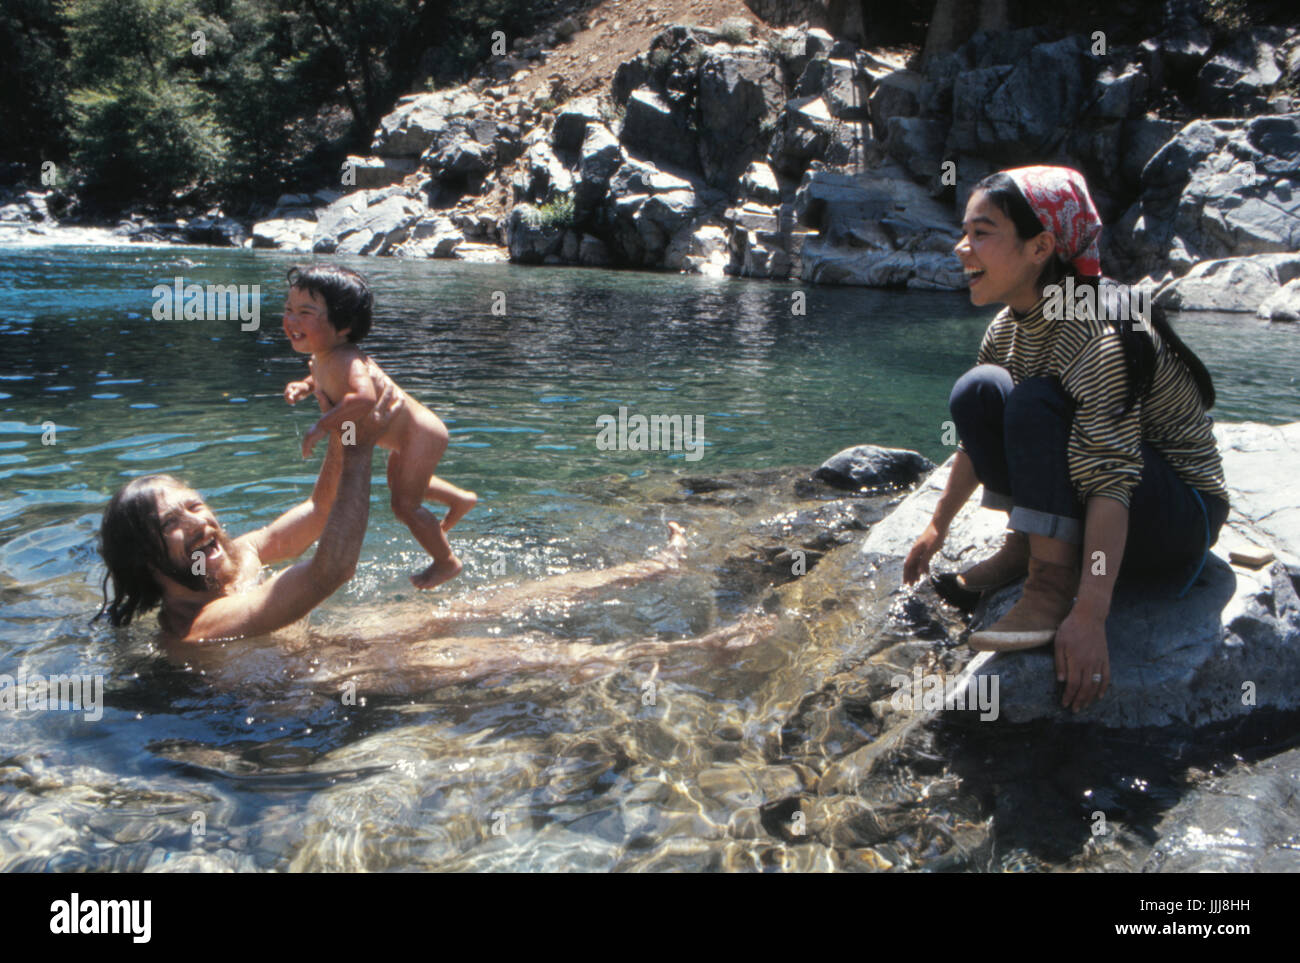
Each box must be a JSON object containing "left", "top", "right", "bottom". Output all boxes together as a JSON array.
[
  {"left": 603, "top": 157, "right": 722, "bottom": 267},
  {"left": 551, "top": 97, "right": 603, "bottom": 153},
  {"left": 868, "top": 69, "right": 923, "bottom": 140},
  {"left": 767, "top": 95, "right": 853, "bottom": 180},
  {"left": 794, "top": 163, "right": 964, "bottom": 290},
  {"left": 815, "top": 445, "right": 935, "bottom": 493},
  {"left": 1196, "top": 26, "right": 1288, "bottom": 117},
  {"left": 1144, "top": 747, "right": 1300, "bottom": 872},
  {"left": 312, "top": 189, "right": 425, "bottom": 255},
  {"left": 517, "top": 141, "right": 574, "bottom": 206},
  {"left": 1115, "top": 114, "right": 1300, "bottom": 277},
  {"left": 885, "top": 117, "right": 946, "bottom": 185},
  {"left": 344, "top": 155, "right": 416, "bottom": 189},
  {"left": 251, "top": 217, "right": 314, "bottom": 252},
  {"left": 739, "top": 161, "right": 781, "bottom": 204},
  {"left": 696, "top": 51, "right": 784, "bottom": 187},
  {"left": 419, "top": 116, "right": 520, "bottom": 183},
  {"left": 504, "top": 204, "right": 564, "bottom": 263},
  {"left": 370, "top": 88, "right": 480, "bottom": 158},
  {"left": 857, "top": 420, "right": 1300, "bottom": 729},
  {"left": 1258, "top": 278, "right": 1300, "bottom": 321},
  {"left": 946, "top": 36, "right": 1089, "bottom": 166},
  {"left": 795, "top": 57, "right": 871, "bottom": 122},
  {"left": 620, "top": 88, "right": 697, "bottom": 171},
  {"left": 393, "top": 214, "right": 468, "bottom": 259},
  {"left": 1153, "top": 253, "right": 1300, "bottom": 312},
  {"left": 574, "top": 123, "right": 625, "bottom": 216}
]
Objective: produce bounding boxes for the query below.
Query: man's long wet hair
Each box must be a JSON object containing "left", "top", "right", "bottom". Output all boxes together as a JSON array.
[
  {"left": 94, "top": 474, "right": 205, "bottom": 627},
  {"left": 975, "top": 172, "right": 1216, "bottom": 416},
  {"left": 287, "top": 263, "right": 373, "bottom": 342}
]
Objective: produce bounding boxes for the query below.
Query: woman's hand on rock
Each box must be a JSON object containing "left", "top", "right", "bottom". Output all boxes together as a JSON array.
[
  {"left": 1055, "top": 609, "right": 1110, "bottom": 711},
  {"left": 903, "top": 521, "right": 946, "bottom": 585}
]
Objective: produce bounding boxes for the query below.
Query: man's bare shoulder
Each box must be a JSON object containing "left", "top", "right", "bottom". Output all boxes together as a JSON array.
[{"left": 162, "top": 540, "right": 267, "bottom": 643}]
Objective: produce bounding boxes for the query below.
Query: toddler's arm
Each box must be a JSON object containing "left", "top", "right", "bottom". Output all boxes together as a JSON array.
[{"left": 301, "top": 356, "right": 379, "bottom": 457}]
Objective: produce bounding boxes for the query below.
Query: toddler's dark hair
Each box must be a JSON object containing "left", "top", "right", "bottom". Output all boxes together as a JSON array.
[{"left": 286, "top": 264, "right": 373, "bottom": 342}]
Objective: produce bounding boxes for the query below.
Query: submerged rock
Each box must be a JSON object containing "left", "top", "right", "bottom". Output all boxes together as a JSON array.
[
  {"left": 1144, "top": 746, "right": 1300, "bottom": 872},
  {"left": 814, "top": 445, "right": 935, "bottom": 493}
]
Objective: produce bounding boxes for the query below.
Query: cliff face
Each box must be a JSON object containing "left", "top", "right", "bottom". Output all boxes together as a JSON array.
[{"left": 11, "top": 0, "right": 1292, "bottom": 313}]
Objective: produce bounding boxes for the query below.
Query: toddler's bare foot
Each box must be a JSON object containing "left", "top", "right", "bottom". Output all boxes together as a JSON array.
[
  {"left": 411, "top": 555, "right": 463, "bottom": 590},
  {"left": 441, "top": 490, "right": 478, "bottom": 532}
]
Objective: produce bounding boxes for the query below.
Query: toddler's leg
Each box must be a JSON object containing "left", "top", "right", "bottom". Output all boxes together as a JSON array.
[
  {"left": 426, "top": 475, "right": 477, "bottom": 532},
  {"left": 388, "top": 448, "right": 462, "bottom": 590}
]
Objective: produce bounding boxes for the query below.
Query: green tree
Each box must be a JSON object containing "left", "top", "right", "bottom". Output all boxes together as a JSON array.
[
  {"left": 64, "top": 0, "right": 228, "bottom": 203},
  {"left": 0, "top": 0, "right": 71, "bottom": 172}
]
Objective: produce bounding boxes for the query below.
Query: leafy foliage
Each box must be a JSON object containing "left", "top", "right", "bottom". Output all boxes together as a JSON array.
[{"left": 7, "top": 0, "right": 553, "bottom": 207}]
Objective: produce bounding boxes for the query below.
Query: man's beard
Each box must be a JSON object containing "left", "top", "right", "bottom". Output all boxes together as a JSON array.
[{"left": 163, "top": 528, "right": 238, "bottom": 593}]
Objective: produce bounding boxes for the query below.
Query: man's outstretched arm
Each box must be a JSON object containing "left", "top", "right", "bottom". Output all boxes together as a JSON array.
[
  {"left": 242, "top": 433, "right": 344, "bottom": 565},
  {"left": 179, "top": 443, "right": 375, "bottom": 642},
  {"left": 244, "top": 372, "right": 397, "bottom": 565}
]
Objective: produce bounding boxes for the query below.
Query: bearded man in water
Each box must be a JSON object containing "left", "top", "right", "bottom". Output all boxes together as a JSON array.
[
  {"left": 95, "top": 386, "right": 400, "bottom": 643},
  {"left": 94, "top": 386, "right": 700, "bottom": 648}
]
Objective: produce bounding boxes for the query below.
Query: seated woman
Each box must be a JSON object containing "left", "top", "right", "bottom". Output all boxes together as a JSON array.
[{"left": 903, "top": 165, "right": 1229, "bottom": 712}]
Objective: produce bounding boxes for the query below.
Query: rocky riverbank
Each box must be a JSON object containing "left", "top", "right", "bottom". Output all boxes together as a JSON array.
[
  {"left": 501, "top": 415, "right": 1300, "bottom": 870},
  {"left": 3, "top": 2, "right": 1297, "bottom": 318},
  {"left": 661, "top": 418, "right": 1300, "bottom": 868}
]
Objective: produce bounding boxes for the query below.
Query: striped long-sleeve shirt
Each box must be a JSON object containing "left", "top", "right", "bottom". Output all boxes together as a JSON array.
[{"left": 961, "top": 291, "right": 1229, "bottom": 509}]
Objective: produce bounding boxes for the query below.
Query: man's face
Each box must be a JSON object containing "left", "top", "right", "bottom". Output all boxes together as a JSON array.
[{"left": 154, "top": 483, "right": 236, "bottom": 589}]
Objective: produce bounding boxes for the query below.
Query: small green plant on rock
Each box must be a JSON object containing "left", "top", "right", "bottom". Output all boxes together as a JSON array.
[
  {"left": 719, "top": 17, "right": 753, "bottom": 44},
  {"left": 522, "top": 192, "right": 574, "bottom": 230},
  {"left": 598, "top": 99, "right": 626, "bottom": 128}
]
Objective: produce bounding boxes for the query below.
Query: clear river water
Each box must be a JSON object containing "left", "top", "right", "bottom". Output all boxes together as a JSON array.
[{"left": 1, "top": 244, "right": 1298, "bottom": 871}]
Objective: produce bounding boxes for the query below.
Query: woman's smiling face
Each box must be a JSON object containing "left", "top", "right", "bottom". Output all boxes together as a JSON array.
[{"left": 954, "top": 189, "right": 1055, "bottom": 314}]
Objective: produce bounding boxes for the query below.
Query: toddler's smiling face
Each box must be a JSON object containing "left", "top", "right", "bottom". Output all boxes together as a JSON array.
[{"left": 283, "top": 286, "right": 350, "bottom": 355}]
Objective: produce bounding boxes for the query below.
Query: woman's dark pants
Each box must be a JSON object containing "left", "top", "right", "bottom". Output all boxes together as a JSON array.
[{"left": 948, "top": 364, "right": 1228, "bottom": 587}]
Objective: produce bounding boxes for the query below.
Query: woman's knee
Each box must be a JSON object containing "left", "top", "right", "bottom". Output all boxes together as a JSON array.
[
  {"left": 949, "top": 364, "right": 1013, "bottom": 416},
  {"left": 1004, "top": 376, "right": 1072, "bottom": 434}
]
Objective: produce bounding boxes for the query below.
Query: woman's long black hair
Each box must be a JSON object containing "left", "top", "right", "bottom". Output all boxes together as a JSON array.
[{"left": 975, "top": 172, "right": 1216, "bottom": 416}]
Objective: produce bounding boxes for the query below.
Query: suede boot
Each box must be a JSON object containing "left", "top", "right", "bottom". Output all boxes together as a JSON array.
[
  {"left": 956, "top": 530, "right": 1029, "bottom": 593},
  {"left": 969, "top": 556, "right": 1080, "bottom": 651}
]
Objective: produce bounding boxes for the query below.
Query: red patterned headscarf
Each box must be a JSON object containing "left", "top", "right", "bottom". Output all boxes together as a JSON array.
[{"left": 1004, "top": 166, "right": 1102, "bottom": 278}]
